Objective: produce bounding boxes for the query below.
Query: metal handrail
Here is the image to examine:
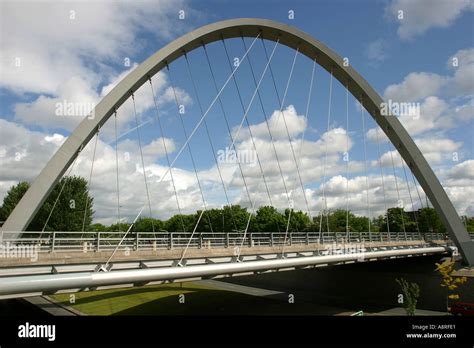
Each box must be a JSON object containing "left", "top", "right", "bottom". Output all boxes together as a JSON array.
[{"left": 0, "top": 230, "right": 464, "bottom": 254}]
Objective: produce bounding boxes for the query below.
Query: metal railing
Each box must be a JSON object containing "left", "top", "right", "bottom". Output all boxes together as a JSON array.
[{"left": 0, "top": 230, "right": 462, "bottom": 254}]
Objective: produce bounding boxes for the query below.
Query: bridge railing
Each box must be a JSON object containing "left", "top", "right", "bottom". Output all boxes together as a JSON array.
[{"left": 0, "top": 230, "right": 462, "bottom": 254}]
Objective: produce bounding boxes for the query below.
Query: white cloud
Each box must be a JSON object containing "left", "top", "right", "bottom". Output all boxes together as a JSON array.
[
  {"left": 387, "top": 0, "right": 474, "bottom": 40},
  {"left": 233, "top": 105, "right": 307, "bottom": 141},
  {"left": 447, "top": 48, "right": 474, "bottom": 96},
  {"left": 399, "top": 96, "right": 451, "bottom": 135},
  {"left": 442, "top": 160, "right": 474, "bottom": 216},
  {"left": 366, "top": 39, "right": 389, "bottom": 64},
  {"left": 416, "top": 137, "right": 462, "bottom": 164},
  {"left": 367, "top": 126, "right": 389, "bottom": 144},
  {"left": 1, "top": 0, "right": 191, "bottom": 94},
  {"left": 0, "top": 117, "right": 206, "bottom": 225},
  {"left": 384, "top": 72, "right": 447, "bottom": 102},
  {"left": 0, "top": 119, "right": 66, "bottom": 182},
  {"left": 14, "top": 76, "right": 98, "bottom": 131},
  {"left": 3, "top": 0, "right": 193, "bottom": 134},
  {"left": 454, "top": 98, "right": 474, "bottom": 121},
  {"left": 374, "top": 137, "right": 462, "bottom": 168},
  {"left": 368, "top": 96, "right": 453, "bottom": 139},
  {"left": 378, "top": 48, "right": 474, "bottom": 141}
]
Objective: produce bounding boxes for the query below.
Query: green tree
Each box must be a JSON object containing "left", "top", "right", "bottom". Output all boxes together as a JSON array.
[
  {"left": 378, "top": 207, "right": 411, "bottom": 233},
  {"left": 133, "top": 217, "right": 164, "bottom": 232},
  {"left": 461, "top": 216, "right": 474, "bottom": 232},
  {"left": 328, "top": 209, "right": 373, "bottom": 232},
  {"left": 222, "top": 205, "right": 251, "bottom": 232},
  {"left": 252, "top": 206, "right": 285, "bottom": 232},
  {"left": 396, "top": 278, "right": 420, "bottom": 316},
  {"left": 349, "top": 215, "right": 370, "bottom": 232},
  {"left": 164, "top": 214, "right": 195, "bottom": 232},
  {"left": 418, "top": 207, "right": 446, "bottom": 233},
  {"left": 0, "top": 177, "right": 94, "bottom": 232},
  {"left": 283, "top": 209, "right": 310, "bottom": 232},
  {"left": 89, "top": 223, "right": 108, "bottom": 232},
  {"left": 0, "top": 182, "right": 30, "bottom": 222},
  {"left": 107, "top": 222, "right": 131, "bottom": 232}
]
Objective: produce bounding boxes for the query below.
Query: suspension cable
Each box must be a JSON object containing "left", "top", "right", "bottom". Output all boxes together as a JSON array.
[
  {"left": 81, "top": 128, "right": 99, "bottom": 235},
  {"left": 230, "top": 38, "right": 282, "bottom": 256},
  {"left": 177, "top": 208, "right": 206, "bottom": 265},
  {"left": 360, "top": 99, "right": 371, "bottom": 238},
  {"left": 319, "top": 70, "right": 334, "bottom": 239},
  {"left": 375, "top": 125, "right": 390, "bottom": 234},
  {"left": 184, "top": 50, "right": 239, "bottom": 234},
  {"left": 41, "top": 152, "right": 80, "bottom": 233},
  {"left": 166, "top": 63, "right": 214, "bottom": 259},
  {"left": 411, "top": 170, "right": 425, "bottom": 210},
  {"left": 345, "top": 83, "right": 350, "bottom": 238},
  {"left": 203, "top": 42, "right": 252, "bottom": 234},
  {"left": 259, "top": 40, "right": 313, "bottom": 232},
  {"left": 149, "top": 78, "right": 187, "bottom": 233},
  {"left": 131, "top": 93, "right": 155, "bottom": 233},
  {"left": 243, "top": 37, "right": 296, "bottom": 255},
  {"left": 213, "top": 37, "right": 282, "bottom": 256},
  {"left": 389, "top": 145, "right": 406, "bottom": 236},
  {"left": 114, "top": 110, "right": 121, "bottom": 233},
  {"left": 154, "top": 34, "right": 261, "bottom": 185},
  {"left": 221, "top": 37, "right": 279, "bottom": 233},
  {"left": 401, "top": 158, "right": 420, "bottom": 233},
  {"left": 299, "top": 58, "right": 317, "bottom": 234}
]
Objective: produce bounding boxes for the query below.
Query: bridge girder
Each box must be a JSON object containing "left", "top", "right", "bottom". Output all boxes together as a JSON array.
[{"left": 1, "top": 18, "right": 473, "bottom": 266}]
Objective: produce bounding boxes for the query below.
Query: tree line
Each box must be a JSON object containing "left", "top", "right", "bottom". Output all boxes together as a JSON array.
[{"left": 1, "top": 177, "right": 473, "bottom": 233}]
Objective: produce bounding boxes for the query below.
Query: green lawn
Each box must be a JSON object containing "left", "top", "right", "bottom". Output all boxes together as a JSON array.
[{"left": 51, "top": 282, "right": 328, "bottom": 315}]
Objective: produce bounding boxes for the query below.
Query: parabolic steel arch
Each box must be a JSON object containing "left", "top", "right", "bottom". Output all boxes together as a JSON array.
[{"left": 2, "top": 18, "right": 473, "bottom": 265}]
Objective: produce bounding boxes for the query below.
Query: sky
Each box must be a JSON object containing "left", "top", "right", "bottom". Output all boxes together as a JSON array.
[{"left": 0, "top": 0, "right": 473, "bottom": 226}]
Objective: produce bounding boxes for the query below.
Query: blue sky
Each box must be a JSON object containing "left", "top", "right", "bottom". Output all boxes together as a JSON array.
[{"left": 0, "top": 0, "right": 473, "bottom": 225}]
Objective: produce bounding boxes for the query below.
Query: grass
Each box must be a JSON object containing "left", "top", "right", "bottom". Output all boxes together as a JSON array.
[{"left": 51, "top": 282, "right": 331, "bottom": 315}]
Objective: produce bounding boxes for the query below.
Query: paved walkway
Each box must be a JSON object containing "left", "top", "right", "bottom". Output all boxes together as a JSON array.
[{"left": 23, "top": 296, "right": 83, "bottom": 316}]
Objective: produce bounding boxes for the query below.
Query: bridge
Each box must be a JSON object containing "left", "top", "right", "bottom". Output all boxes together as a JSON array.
[{"left": 1, "top": 18, "right": 473, "bottom": 299}]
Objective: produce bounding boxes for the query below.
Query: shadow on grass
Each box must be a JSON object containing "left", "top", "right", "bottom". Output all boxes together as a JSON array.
[
  {"left": 111, "top": 289, "right": 315, "bottom": 316},
  {"left": 54, "top": 285, "right": 200, "bottom": 306}
]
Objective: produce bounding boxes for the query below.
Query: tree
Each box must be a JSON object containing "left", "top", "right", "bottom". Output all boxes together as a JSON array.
[
  {"left": 0, "top": 177, "right": 94, "bottom": 232},
  {"left": 89, "top": 223, "right": 108, "bottom": 232},
  {"left": 133, "top": 217, "right": 164, "bottom": 232},
  {"left": 107, "top": 222, "right": 131, "bottom": 232},
  {"left": 418, "top": 207, "right": 446, "bottom": 233},
  {"left": 0, "top": 182, "right": 30, "bottom": 222},
  {"left": 284, "top": 209, "right": 310, "bottom": 232},
  {"left": 461, "top": 216, "right": 474, "bottom": 232},
  {"left": 327, "top": 209, "right": 351, "bottom": 232},
  {"left": 252, "top": 206, "right": 285, "bottom": 232},
  {"left": 349, "top": 215, "right": 370, "bottom": 232},
  {"left": 379, "top": 207, "right": 413, "bottom": 233},
  {"left": 219, "top": 205, "right": 251, "bottom": 232},
  {"left": 164, "top": 214, "right": 195, "bottom": 232},
  {"left": 396, "top": 278, "right": 420, "bottom": 316}
]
